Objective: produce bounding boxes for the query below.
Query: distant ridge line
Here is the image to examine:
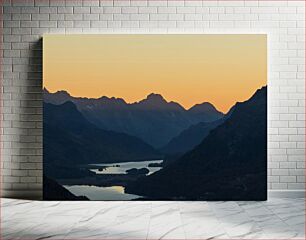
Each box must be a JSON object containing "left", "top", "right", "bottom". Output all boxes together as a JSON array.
[{"left": 43, "top": 87, "right": 224, "bottom": 113}]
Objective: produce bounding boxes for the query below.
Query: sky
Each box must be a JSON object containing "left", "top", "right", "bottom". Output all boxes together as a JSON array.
[{"left": 43, "top": 34, "right": 267, "bottom": 113}]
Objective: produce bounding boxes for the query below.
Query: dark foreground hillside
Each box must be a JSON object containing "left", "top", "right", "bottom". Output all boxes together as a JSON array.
[
  {"left": 126, "top": 86, "right": 267, "bottom": 200},
  {"left": 43, "top": 176, "right": 88, "bottom": 200}
]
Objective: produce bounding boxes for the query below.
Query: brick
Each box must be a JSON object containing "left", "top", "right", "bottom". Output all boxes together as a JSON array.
[
  {"left": 39, "top": 6, "right": 57, "bottom": 13},
  {"left": 57, "top": 21, "right": 73, "bottom": 28},
  {"left": 57, "top": 6, "right": 73, "bottom": 14},
  {"left": 65, "top": 14, "right": 83, "bottom": 20},
  {"left": 196, "top": 7, "right": 209, "bottom": 14},
  {"left": 177, "top": 7, "right": 196, "bottom": 14},
  {"left": 4, "top": 176, "right": 20, "bottom": 183},
  {"left": 12, "top": 170, "right": 28, "bottom": 177},
  {"left": 107, "top": 21, "right": 121, "bottom": 28},
  {"left": 131, "top": 0, "right": 147, "bottom": 7},
  {"left": 234, "top": 7, "right": 251, "bottom": 13},
  {"left": 3, "top": 21, "right": 20, "bottom": 28},
  {"left": 280, "top": 176, "right": 296, "bottom": 183},
  {"left": 83, "top": 13, "right": 99, "bottom": 20},
  {"left": 210, "top": 21, "right": 234, "bottom": 28},
  {"left": 3, "top": 6, "right": 22, "bottom": 13},
  {"left": 4, "top": 35, "right": 21, "bottom": 43},
  {"left": 39, "top": 21, "right": 57, "bottom": 28},
  {"left": 185, "top": 14, "right": 202, "bottom": 21},
  {"left": 219, "top": 14, "right": 244, "bottom": 20},
  {"left": 121, "top": 20, "right": 139, "bottom": 28},
  {"left": 31, "top": 13, "right": 49, "bottom": 20},
  {"left": 12, "top": 0, "right": 34, "bottom": 7},
  {"left": 288, "top": 183, "right": 305, "bottom": 189},
  {"left": 21, "top": 6, "right": 39, "bottom": 13},
  {"left": 148, "top": 0, "right": 167, "bottom": 7},
  {"left": 139, "top": 7, "right": 157, "bottom": 13},
  {"left": 49, "top": 0, "right": 65, "bottom": 6},
  {"left": 158, "top": 7, "right": 176, "bottom": 14},
  {"left": 103, "top": 6, "right": 121, "bottom": 13},
  {"left": 269, "top": 176, "right": 279, "bottom": 183},
  {"left": 218, "top": 1, "right": 244, "bottom": 6},
  {"left": 90, "top": 6, "right": 104, "bottom": 13},
  {"left": 50, "top": 14, "right": 65, "bottom": 20},
  {"left": 279, "top": 7, "right": 297, "bottom": 14},
  {"left": 169, "top": 14, "right": 184, "bottom": 21},
  {"left": 185, "top": 0, "right": 202, "bottom": 7},
  {"left": 83, "top": 0, "right": 99, "bottom": 6},
  {"left": 12, "top": 14, "right": 31, "bottom": 20},
  {"left": 280, "top": 162, "right": 296, "bottom": 169},
  {"left": 168, "top": 0, "right": 184, "bottom": 7},
  {"left": 114, "top": 14, "right": 130, "bottom": 21},
  {"left": 74, "top": 21, "right": 90, "bottom": 28},
  {"left": 21, "top": 21, "right": 39, "bottom": 28},
  {"left": 150, "top": 14, "right": 167, "bottom": 21},
  {"left": 90, "top": 21, "right": 107, "bottom": 28},
  {"left": 251, "top": 7, "right": 279, "bottom": 14},
  {"left": 121, "top": 7, "right": 138, "bottom": 14},
  {"left": 177, "top": 21, "right": 195, "bottom": 28},
  {"left": 74, "top": 7, "right": 90, "bottom": 13},
  {"left": 209, "top": 7, "right": 225, "bottom": 13},
  {"left": 289, "top": 169, "right": 305, "bottom": 176},
  {"left": 272, "top": 183, "right": 288, "bottom": 189},
  {"left": 99, "top": 13, "right": 113, "bottom": 20},
  {"left": 35, "top": 0, "right": 49, "bottom": 6},
  {"left": 65, "top": 0, "right": 82, "bottom": 6},
  {"left": 130, "top": 14, "right": 149, "bottom": 21},
  {"left": 139, "top": 20, "right": 158, "bottom": 28},
  {"left": 158, "top": 21, "right": 176, "bottom": 28}
]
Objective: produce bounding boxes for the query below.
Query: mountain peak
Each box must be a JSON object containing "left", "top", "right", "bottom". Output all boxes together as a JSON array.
[
  {"left": 146, "top": 93, "right": 166, "bottom": 103},
  {"left": 99, "top": 95, "right": 126, "bottom": 102},
  {"left": 55, "top": 90, "right": 71, "bottom": 97},
  {"left": 189, "top": 102, "right": 218, "bottom": 113},
  {"left": 44, "top": 88, "right": 72, "bottom": 105},
  {"left": 134, "top": 93, "right": 185, "bottom": 112},
  {"left": 44, "top": 89, "right": 71, "bottom": 97}
]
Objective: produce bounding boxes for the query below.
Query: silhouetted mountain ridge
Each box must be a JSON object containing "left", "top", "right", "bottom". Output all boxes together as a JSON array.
[
  {"left": 126, "top": 86, "right": 267, "bottom": 200},
  {"left": 161, "top": 103, "right": 234, "bottom": 155},
  {"left": 44, "top": 89, "right": 224, "bottom": 148},
  {"left": 161, "top": 118, "right": 224, "bottom": 155},
  {"left": 44, "top": 101, "right": 161, "bottom": 179},
  {"left": 189, "top": 102, "right": 219, "bottom": 113}
]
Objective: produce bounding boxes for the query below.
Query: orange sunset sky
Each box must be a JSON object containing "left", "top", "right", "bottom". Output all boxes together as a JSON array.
[{"left": 43, "top": 34, "right": 267, "bottom": 113}]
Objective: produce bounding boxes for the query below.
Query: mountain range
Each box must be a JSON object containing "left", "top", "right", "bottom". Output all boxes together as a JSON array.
[
  {"left": 126, "top": 86, "right": 267, "bottom": 200},
  {"left": 162, "top": 105, "right": 237, "bottom": 155},
  {"left": 44, "top": 89, "right": 224, "bottom": 148},
  {"left": 44, "top": 101, "right": 161, "bottom": 179},
  {"left": 161, "top": 119, "right": 224, "bottom": 155}
]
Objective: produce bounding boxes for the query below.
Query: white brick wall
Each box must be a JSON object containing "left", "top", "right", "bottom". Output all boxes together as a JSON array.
[{"left": 1, "top": 0, "right": 305, "bottom": 199}]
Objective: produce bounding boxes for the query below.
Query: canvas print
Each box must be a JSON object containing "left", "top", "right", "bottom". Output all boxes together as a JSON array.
[{"left": 43, "top": 34, "right": 267, "bottom": 201}]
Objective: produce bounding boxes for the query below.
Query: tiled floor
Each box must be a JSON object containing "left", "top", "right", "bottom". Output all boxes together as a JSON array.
[{"left": 1, "top": 197, "right": 305, "bottom": 239}]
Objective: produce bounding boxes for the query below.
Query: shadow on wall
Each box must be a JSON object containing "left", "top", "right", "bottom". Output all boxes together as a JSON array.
[{"left": 7, "top": 38, "right": 44, "bottom": 200}]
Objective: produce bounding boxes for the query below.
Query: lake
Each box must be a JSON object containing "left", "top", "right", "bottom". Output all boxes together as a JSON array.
[
  {"left": 89, "top": 159, "right": 163, "bottom": 175},
  {"left": 63, "top": 185, "right": 141, "bottom": 201},
  {"left": 63, "top": 159, "right": 163, "bottom": 200}
]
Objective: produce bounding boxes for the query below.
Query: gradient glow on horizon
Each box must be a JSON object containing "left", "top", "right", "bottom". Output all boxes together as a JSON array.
[{"left": 43, "top": 34, "right": 267, "bottom": 113}]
